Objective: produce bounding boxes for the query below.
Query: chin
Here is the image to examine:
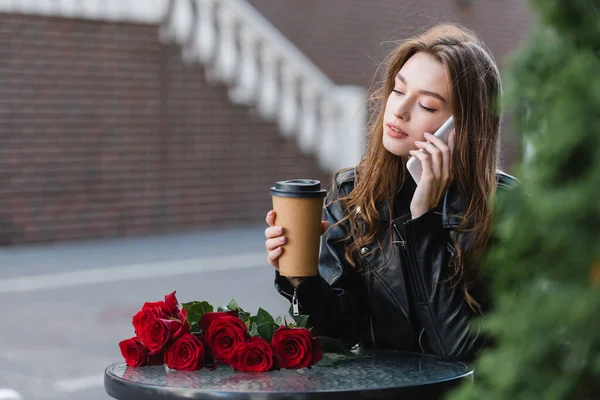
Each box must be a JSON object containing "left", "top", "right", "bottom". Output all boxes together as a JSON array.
[{"left": 382, "top": 135, "right": 411, "bottom": 157}]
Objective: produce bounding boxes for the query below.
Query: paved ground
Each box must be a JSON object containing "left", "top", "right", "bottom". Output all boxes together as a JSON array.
[{"left": 0, "top": 225, "right": 291, "bottom": 400}]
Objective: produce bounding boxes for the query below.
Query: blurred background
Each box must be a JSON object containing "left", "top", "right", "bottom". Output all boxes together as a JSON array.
[{"left": 0, "top": 0, "right": 533, "bottom": 399}]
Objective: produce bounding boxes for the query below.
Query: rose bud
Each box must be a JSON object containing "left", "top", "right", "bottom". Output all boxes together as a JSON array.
[
  {"left": 165, "top": 333, "right": 206, "bottom": 371},
  {"left": 230, "top": 337, "right": 274, "bottom": 373},
  {"left": 270, "top": 326, "right": 323, "bottom": 369}
]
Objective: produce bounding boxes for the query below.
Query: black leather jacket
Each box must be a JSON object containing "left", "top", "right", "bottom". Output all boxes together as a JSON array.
[{"left": 275, "top": 168, "right": 518, "bottom": 362}]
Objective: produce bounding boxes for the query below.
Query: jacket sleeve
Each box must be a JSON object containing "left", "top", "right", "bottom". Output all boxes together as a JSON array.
[
  {"left": 393, "top": 209, "right": 488, "bottom": 362},
  {"left": 274, "top": 187, "right": 369, "bottom": 347}
]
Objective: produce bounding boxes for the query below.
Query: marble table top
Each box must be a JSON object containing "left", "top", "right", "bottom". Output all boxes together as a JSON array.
[{"left": 105, "top": 349, "right": 472, "bottom": 399}]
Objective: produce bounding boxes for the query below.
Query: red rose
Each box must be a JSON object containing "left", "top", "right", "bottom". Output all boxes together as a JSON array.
[
  {"left": 140, "top": 315, "right": 188, "bottom": 354},
  {"left": 173, "top": 308, "right": 191, "bottom": 339},
  {"left": 119, "top": 337, "right": 163, "bottom": 367},
  {"left": 164, "top": 291, "right": 180, "bottom": 315},
  {"left": 204, "top": 315, "right": 247, "bottom": 364},
  {"left": 230, "top": 337, "right": 274, "bottom": 372},
  {"left": 271, "top": 326, "right": 323, "bottom": 369},
  {"left": 165, "top": 333, "right": 206, "bottom": 371},
  {"left": 199, "top": 311, "right": 238, "bottom": 331},
  {"left": 132, "top": 309, "right": 156, "bottom": 336},
  {"left": 141, "top": 291, "right": 180, "bottom": 319},
  {"left": 133, "top": 292, "right": 182, "bottom": 335}
]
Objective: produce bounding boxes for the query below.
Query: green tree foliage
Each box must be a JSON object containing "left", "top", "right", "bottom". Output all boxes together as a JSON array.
[{"left": 449, "top": 1, "right": 600, "bottom": 399}]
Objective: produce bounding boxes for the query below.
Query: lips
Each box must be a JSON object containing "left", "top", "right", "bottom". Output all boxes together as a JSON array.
[{"left": 385, "top": 123, "right": 408, "bottom": 138}]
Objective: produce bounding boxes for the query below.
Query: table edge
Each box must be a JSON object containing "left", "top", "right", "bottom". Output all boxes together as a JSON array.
[{"left": 104, "top": 361, "right": 473, "bottom": 399}]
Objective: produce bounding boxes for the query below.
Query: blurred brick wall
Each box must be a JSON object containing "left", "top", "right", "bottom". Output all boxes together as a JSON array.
[{"left": 0, "top": 14, "right": 329, "bottom": 244}]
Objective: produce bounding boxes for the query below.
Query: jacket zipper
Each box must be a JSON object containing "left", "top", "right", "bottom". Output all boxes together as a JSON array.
[
  {"left": 276, "top": 282, "right": 293, "bottom": 300},
  {"left": 365, "top": 260, "right": 377, "bottom": 349},
  {"left": 391, "top": 222, "right": 407, "bottom": 249},
  {"left": 292, "top": 287, "right": 300, "bottom": 316},
  {"left": 392, "top": 221, "right": 427, "bottom": 303}
]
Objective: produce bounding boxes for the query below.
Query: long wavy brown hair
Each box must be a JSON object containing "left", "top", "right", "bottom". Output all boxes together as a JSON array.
[{"left": 336, "top": 23, "right": 502, "bottom": 309}]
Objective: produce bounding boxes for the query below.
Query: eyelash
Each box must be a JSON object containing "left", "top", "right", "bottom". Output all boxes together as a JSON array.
[{"left": 391, "top": 89, "right": 437, "bottom": 113}]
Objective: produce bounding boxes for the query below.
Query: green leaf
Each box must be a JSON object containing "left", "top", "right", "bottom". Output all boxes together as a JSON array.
[
  {"left": 275, "top": 316, "right": 283, "bottom": 326},
  {"left": 249, "top": 321, "right": 258, "bottom": 337},
  {"left": 217, "top": 304, "right": 229, "bottom": 312},
  {"left": 249, "top": 314, "right": 265, "bottom": 326},
  {"left": 257, "top": 322, "right": 279, "bottom": 342},
  {"left": 248, "top": 313, "right": 278, "bottom": 341},
  {"left": 190, "top": 321, "right": 200, "bottom": 334},
  {"left": 294, "top": 315, "right": 310, "bottom": 328},
  {"left": 227, "top": 299, "right": 239, "bottom": 311},
  {"left": 287, "top": 304, "right": 311, "bottom": 327},
  {"left": 237, "top": 310, "right": 250, "bottom": 323},
  {"left": 257, "top": 308, "right": 275, "bottom": 324},
  {"left": 182, "top": 301, "right": 213, "bottom": 324},
  {"left": 315, "top": 354, "right": 335, "bottom": 367}
]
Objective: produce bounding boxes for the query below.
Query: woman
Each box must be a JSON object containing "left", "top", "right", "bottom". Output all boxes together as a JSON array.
[{"left": 264, "top": 23, "right": 517, "bottom": 362}]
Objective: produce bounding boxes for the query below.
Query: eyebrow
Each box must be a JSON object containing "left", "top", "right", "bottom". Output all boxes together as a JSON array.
[{"left": 396, "top": 73, "right": 447, "bottom": 103}]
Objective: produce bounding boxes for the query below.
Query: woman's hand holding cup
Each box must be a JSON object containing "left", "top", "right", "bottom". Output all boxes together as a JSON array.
[{"left": 265, "top": 210, "right": 329, "bottom": 287}]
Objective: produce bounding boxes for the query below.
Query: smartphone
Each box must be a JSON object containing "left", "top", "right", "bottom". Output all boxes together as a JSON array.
[{"left": 406, "top": 116, "right": 454, "bottom": 184}]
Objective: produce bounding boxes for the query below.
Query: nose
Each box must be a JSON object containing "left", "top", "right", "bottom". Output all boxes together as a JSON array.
[{"left": 393, "top": 98, "right": 410, "bottom": 121}]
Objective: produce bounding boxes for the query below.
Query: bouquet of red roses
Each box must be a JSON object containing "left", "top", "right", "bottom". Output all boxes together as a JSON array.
[{"left": 119, "top": 291, "right": 347, "bottom": 372}]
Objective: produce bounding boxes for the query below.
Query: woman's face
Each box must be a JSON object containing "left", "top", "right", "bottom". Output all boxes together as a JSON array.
[{"left": 382, "top": 52, "right": 452, "bottom": 157}]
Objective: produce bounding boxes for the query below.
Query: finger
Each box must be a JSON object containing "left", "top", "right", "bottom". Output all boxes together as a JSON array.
[
  {"left": 423, "top": 130, "right": 447, "bottom": 147},
  {"left": 448, "top": 129, "right": 456, "bottom": 154},
  {"left": 409, "top": 149, "right": 434, "bottom": 182},
  {"left": 266, "top": 236, "right": 286, "bottom": 251},
  {"left": 265, "top": 210, "right": 276, "bottom": 226},
  {"left": 426, "top": 131, "right": 452, "bottom": 181},
  {"left": 267, "top": 247, "right": 283, "bottom": 266},
  {"left": 321, "top": 221, "right": 330, "bottom": 234},
  {"left": 424, "top": 131, "right": 451, "bottom": 160},
  {"left": 415, "top": 140, "right": 442, "bottom": 179},
  {"left": 265, "top": 225, "right": 284, "bottom": 239},
  {"left": 444, "top": 130, "right": 455, "bottom": 183}
]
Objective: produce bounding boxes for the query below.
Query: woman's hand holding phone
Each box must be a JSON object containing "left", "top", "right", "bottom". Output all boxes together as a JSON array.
[
  {"left": 265, "top": 210, "right": 329, "bottom": 288},
  {"left": 409, "top": 129, "right": 456, "bottom": 219}
]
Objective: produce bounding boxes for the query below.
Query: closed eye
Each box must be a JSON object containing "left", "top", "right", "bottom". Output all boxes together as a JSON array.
[
  {"left": 392, "top": 89, "right": 404, "bottom": 95},
  {"left": 419, "top": 104, "right": 437, "bottom": 113}
]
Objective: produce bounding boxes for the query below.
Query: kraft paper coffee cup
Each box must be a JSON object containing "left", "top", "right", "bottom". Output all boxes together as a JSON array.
[{"left": 270, "top": 179, "right": 327, "bottom": 277}]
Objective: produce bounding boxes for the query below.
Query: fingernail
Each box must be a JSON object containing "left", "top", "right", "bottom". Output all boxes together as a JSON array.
[
  {"left": 279, "top": 237, "right": 285, "bottom": 243},
  {"left": 424, "top": 132, "right": 432, "bottom": 136},
  {"left": 268, "top": 210, "right": 273, "bottom": 216},
  {"left": 276, "top": 227, "right": 282, "bottom": 234}
]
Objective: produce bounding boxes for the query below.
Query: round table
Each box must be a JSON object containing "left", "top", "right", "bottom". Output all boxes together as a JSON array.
[{"left": 105, "top": 349, "right": 472, "bottom": 399}]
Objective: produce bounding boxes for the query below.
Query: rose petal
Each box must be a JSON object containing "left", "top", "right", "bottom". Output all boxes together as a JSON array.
[
  {"left": 165, "top": 333, "right": 205, "bottom": 371},
  {"left": 164, "top": 291, "right": 180, "bottom": 316},
  {"left": 231, "top": 337, "right": 273, "bottom": 372},
  {"left": 198, "top": 311, "right": 238, "bottom": 332},
  {"left": 119, "top": 337, "right": 149, "bottom": 367},
  {"left": 271, "top": 327, "right": 316, "bottom": 369}
]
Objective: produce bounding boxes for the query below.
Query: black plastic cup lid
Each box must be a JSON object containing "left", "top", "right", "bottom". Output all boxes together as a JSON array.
[{"left": 270, "top": 179, "right": 327, "bottom": 198}]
